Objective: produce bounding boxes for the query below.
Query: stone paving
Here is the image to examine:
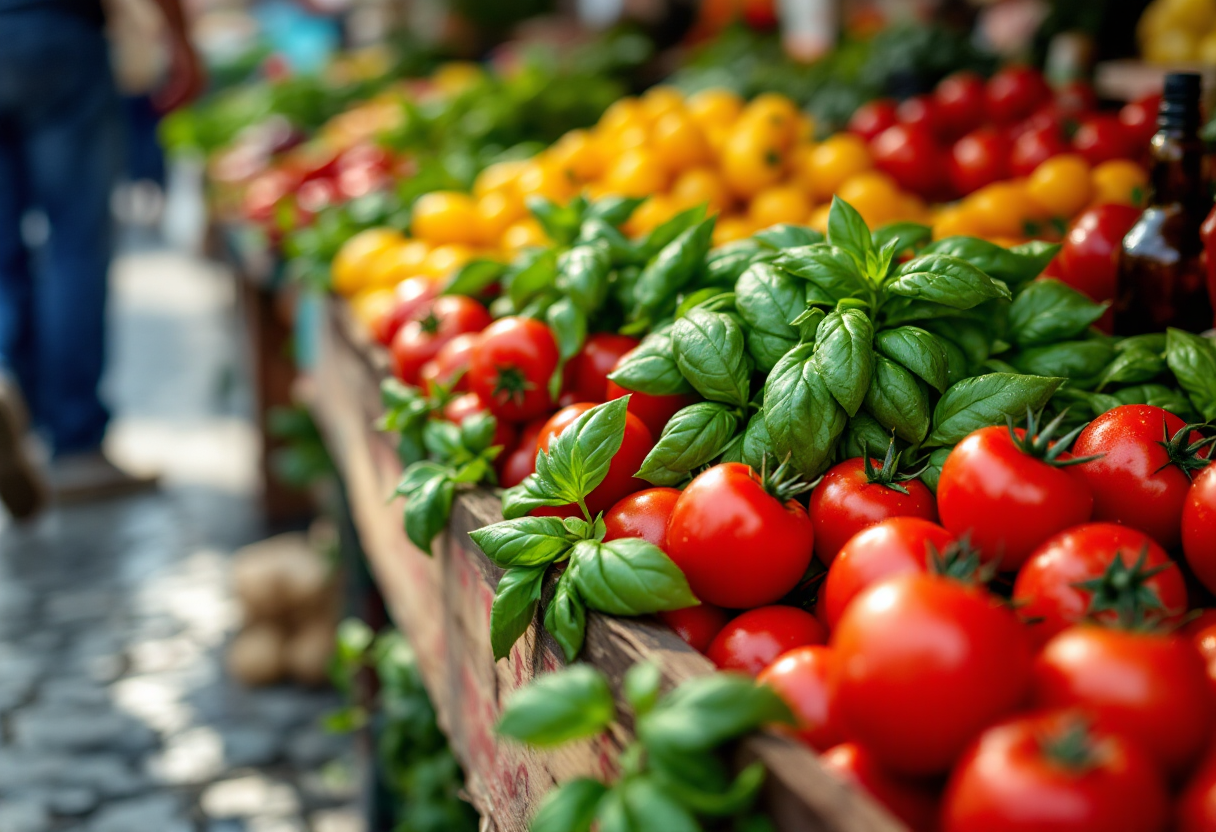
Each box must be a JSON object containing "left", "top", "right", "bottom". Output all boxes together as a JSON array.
[{"left": 0, "top": 250, "right": 360, "bottom": 831}]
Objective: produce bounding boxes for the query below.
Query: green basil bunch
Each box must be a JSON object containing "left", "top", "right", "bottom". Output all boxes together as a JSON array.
[
  {"left": 497, "top": 663, "right": 793, "bottom": 832},
  {"left": 471, "top": 399, "right": 697, "bottom": 662}
]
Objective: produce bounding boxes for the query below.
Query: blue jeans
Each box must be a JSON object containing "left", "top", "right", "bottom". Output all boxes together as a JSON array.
[{"left": 0, "top": 8, "right": 121, "bottom": 456}]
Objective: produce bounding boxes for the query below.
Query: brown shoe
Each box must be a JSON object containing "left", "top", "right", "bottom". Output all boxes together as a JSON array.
[
  {"left": 49, "top": 451, "right": 159, "bottom": 503},
  {"left": 0, "top": 379, "right": 46, "bottom": 519}
]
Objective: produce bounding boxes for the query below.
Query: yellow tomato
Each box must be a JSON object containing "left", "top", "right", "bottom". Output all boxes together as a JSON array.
[
  {"left": 807, "top": 204, "right": 831, "bottom": 234},
  {"left": 1145, "top": 28, "right": 1198, "bottom": 62},
  {"left": 331, "top": 227, "right": 404, "bottom": 296},
  {"left": 671, "top": 167, "right": 731, "bottom": 213},
  {"left": 837, "top": 170, "right": 902, "bottom": 227},
  {"left": 1199, "top": 30, "right": 1216, "bottom": 63},
  {"left": 651, "top": 111, "right": 712, "bottom": 172},
  {"left": 1026, "top": 154, "right": 1093, "bottom": 218},
  {"left": 598, "top": 97, "right": 648, "bottom": 137},
  {"left": 739, "top": 93, "right": 801, "bottom": 149},
  {"left": 805, "top": 134, "right": 873, "bottom": 202},
  {"left": 431, "top": 62, "right": 483, "bottom": 96},
  {"left": 411, "top": 191, "right": 481, "bottom": 245},
  {"left": 349, "top": 287, "right": 398, "bottom": 331},
  {"left": 604, "top": 149, "right": 670, "bottom": 197},
  {"left": 966, "top": 181, "right": 1041, "bottom": 238},
  {"left": 932, "top": 205, "right": 986, "bottom": 240},
  {"left": 686, "top": 88, "right": 744, "bottom": 130},
  {"left": 516, "top": 160, "right": 574, "bottom": 203},
  {"left": 640, "top": 86, "right": 686, "bottom": 122},
  {"left": 795, "top": 114, "right": 816, "bottom": 143},
  {"left": 749, "top": 185, "right": 812, "bottom": 228},
  {"left": 720, "top": 118, "right": 788, "bottom": 198},
  {"left": 422, "top": 244, "right": 474, "bottom": 280},
  {"left": 502, "top": 218, "right": 548, "bottom": 252},
  {"left": 549, "top": 129, "right": 606, "bottom": 182},
  {"left": 476, "top": 191, "right": 527, "bottom": 244},
  {"left": 1090, "top": 159, "right": 1149, "bottom": 207},
  {"left": 473, "top": 159, "right": 527, "bottom": 198},
  {"left": 712, "top": 215, "right": 757, "bottom": 246},
  {"left": 702, "top": 123, "right": 732, "bottom": 154},
  {"left": 372, "top": 238, "right": 431, "bottom": 285},
  {"left": 625, "top": 195, "right": 678, "bottom": 237},
  {"left": 613, "top": 124, "right": 651, "bottom": 153}
]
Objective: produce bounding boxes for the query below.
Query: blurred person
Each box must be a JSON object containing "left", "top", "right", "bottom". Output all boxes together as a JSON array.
[{"left": 0, "top": 0, "right": 204, "bottom": 510}]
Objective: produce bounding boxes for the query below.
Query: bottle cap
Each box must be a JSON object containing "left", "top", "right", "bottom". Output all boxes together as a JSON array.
[{"left": 1160, "top": 72, "right": 1202, "bottom": 129}]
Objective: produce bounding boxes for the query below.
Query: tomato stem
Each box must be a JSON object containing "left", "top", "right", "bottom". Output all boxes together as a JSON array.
[
  {"left": 1073, "top": 543, "right": 1176, "bottom": 631},
  {"left": 1154, "top": 420, "right": 1215, "bottom": 481},
  {"left": 1006, "top": 407, "right": 1101, "bottom": 467}
]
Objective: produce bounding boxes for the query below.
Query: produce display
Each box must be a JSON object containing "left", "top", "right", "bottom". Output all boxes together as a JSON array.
[{"left": 1137, "top": 0, "right": 1216, "bottom": 63}]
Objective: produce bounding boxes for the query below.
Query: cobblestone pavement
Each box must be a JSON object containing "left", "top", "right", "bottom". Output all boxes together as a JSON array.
[{"left": 0, "top": 251, "right": 360, "bottom": 832}]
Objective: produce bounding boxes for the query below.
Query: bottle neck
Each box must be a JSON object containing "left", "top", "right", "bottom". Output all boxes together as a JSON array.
[{"left": 1148, "top": 125, "right": 1206, "bottom": 210}]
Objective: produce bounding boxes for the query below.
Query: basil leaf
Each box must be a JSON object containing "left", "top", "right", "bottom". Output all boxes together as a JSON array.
[
  {"left": 607, "top": 325, "right": 694, "bottom": 396},
  {"left": 572, "top": 539, "right": 698, "bottom": 616},
  {"left": 637, "top": 403, "right": 739, "bottom": 486},
  {"left": 531, "top": 778, "right": 608, "bottom": 832},
  {"left": 508, "top": 248, "right": 558, "bottom": 308},
  {"left": 496, "top": 664, "right": 614, "bottom": 747},
  {"left": 921, "top": 318, "right": 992, "bottom": 370},
  {"left": 557, "top": 243, "right": 611, "bottom": 313},
  {"left": 578, "top": 218, "right": 642, "bottom": 267},
  {"left": 872, "top": 221, "right": 932, "bottom": 256},
  {"left": 920, "top": 447, "right": 953, "bottom": 493},
  {"left": 546, "top": 297, "right": 587, "bottom": 399},
  {"left": 740, "top": 410, "right": 775, "bottom": 469},
  {"left": 939, "top": 336, "right": 970, "bottom": 387},
  {"left": 927, "top": 373, "right": 1064, "bottom": 447},
  {"left": 922, "top": 237, "right": 1059, "bottom": 286},
  {"left": 735, "top": 263, "right": 806, "bottom": 371},
  {"left": 813, "top": 308, "right": 875, "bottom": 417},
  {"left": 1113, "top": 383, "right": 1201, "bottom": 420},
  {"left": 772, "top": 244, "right": 867, "bottom": 306},
  {"left": 838, "top": 410, "right": 893, "bottom": 460},
  {"left": 651, "top": 761, "right": 766, "bottom": 818},
  {"left": 527, "top": 195, "right": 582, "bottom": 245},
  {"left": 545, "top": 567, "right": 587, "bottom": 662},
  {"left": 705, "top": 239, "right": 775, "bottom": 287},
  {"left": 1007, "top": 240, "right": 1062, "bottom": 283},
  {"left": 605, "top": 778, "right": 701, "bottom": 832},
  {"left": 459, "top": 411, "right": 499, "bottom": 454},
  {"left": 403, "top": 473, "right": 455, "bottom": 555},
  {"left": 753, "top": 223, "right": 824, "bottom": 249},
  {"left": 585, "top": 195, "right": 644, "bottom": 227},
  {"left": 501, "top": 473, "right": 567, "bottom": 519},
  {"left": 1166, "top": 328, "right": 1216, "bottom": 420},
  {"left": 638, "top": 204, "right": 707, "bottom": 260},
  {"left": 422, "top": 420, "right": 463, "bottom": 462},
  {"left": 443, "top": 258, "right": 504, "bottom": 297},
  {"left": 469, "top": 516, "right": 573, "bottom": 568},
  {"left": 489, "top": 565, "right": 547, "bottom": 661},
  {"left": 763, "top": 343, "right": 847, "bottom": 478},
  {"left": 1011, "top": 339, "right": 1115, "bottom": 380},
  {"left": 888, "top": 254, "right": 1012, "bottom": 309},
  {"left": 632, "top": 217, "right": 715, "bottom": 322},
  {"left": 537, "top": 398, "right": 630, "bottom": 504},
  {"left": 826, "top": 196, "right": 873, "bottom": 265},
  {"left": 672, "top": 309, "right": 751, "bottom": 407},
  {"left": 395, "top": 460, "right": 448, "bottom": 497},
  {"left": 874, "top": 325, "right": 950, "bottom": 393},
  {"left": 1008, "top": 279, "right": 1107, "bottom": 347},
  {"left": 624, "top": 663, "right": 663, "bottom": 717},
  {"left": 638, "top": 673, "right": 793, "bottom": 753},
  {"left": 863, "top": 356, "right": 930, "bottom": 443}
]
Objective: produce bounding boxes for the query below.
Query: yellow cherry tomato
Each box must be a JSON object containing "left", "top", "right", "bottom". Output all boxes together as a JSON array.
[
  {"left": 739, "top": 93, "right": 801, "bottom": 150},
  {"left": 966, "top": 181, "right": 1042, "bottom": 239},
  {"left": 836, "top": 170, "right": 902, "bottom": 228},
  {"left": 516, "top": 160, "right": 574, "bottom": 203},
  {"left": 598, "top": 97, "right": 648, "bottom": 137},
  {"left": 422, "top": 244, "right": 474, "bottom": 280},
  {"left": 712, "top": 215, "right": 757, "bottom": 246},
  {"left": 349, "top": 286, "right": 398, "bottom": 331},
  {"left": 473, "top": 159, "right": 527, "bottom": 198},
  {"left": 625, "top": 195, "right": 678, "bottom": 237},
  {"left": 331, "top": 227, "right": 404, "bottom": 296},
  {"left": 476, "top": 191, "right": 527, "bottom": 244},
  {"left": 614, "top": 124, "right": 651, "bottom": 153},
  {"left": 932, "top": 205, "right": 986, "bottom": 240},
  {"left": 411, "top": 191, "right": 481, "bottom": 245},
  {"left": 749, "top": 185, "right": 812, "bottom": 228},
  {"left": 640, "top": 86, "right": 686, "bottom": 122},
  {"left": 549, "top": 129, "right": 607, "bottom": 183},
  {"left": 502, "top": 218, "right": 548, "bottom": 252},
  {"left": 1090, "top": 159, "right": 1149, "bottom": 208},
  {"left": 807, "top": 204, "right": 832, "bottom": 234},
  {"left": 720, "top": 117, "right": 788, "bottom": 198},
  {"left": 670, "top": 167, "right": 731, "bottom": 213},
  {"left": 686, "top": 88, "right": 744, "bottom": 131},
  {"left": 604, "top": 148, "right": 670, "bottom": 197},
  {"left": 651, "top": 111, "right": 712, "bottom": 173},
  {"left": 1026, "top": 154, "right": 1093, "bottom": 218},
  {"left": 372, "top": 238, "right": 431, "bottom": 286},
  {"left": 805, "top": 134, "right": 873, "bottom": 202}
]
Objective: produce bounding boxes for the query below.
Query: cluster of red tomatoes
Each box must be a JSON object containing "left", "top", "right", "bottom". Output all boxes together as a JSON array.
[
  {"left": 848, "top": 65, "right": 1157, "bottom": 201},
  {"left": 593, "top": 402, "right": 1216, "bottom": 832}
]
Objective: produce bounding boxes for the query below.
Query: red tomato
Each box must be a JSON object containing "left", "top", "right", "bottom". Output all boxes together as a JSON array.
[
  {"left": 848, "top": 98, "right": 899, "bottom": 143},
  {"left": 941, "top": 709, "right": 1170, "bottom": 832},
  {"left": 373, "top": 277, "right": 437, "bottom": 346},
  {"left": 756, "top": 645, "right": 843, "bottom": 751},
  {"left": 658, "top": 604, "right": 730, "bottom": 654},
  {"left": 604, "top": 378, "right": 696, "bottom": 438},
  {"left": 666, "top": 463, "right": 815, "bottom": 609},
  {"left": 564, "top": 333, "right": 639, "bottom": 403},
  {"left": 496, "top": 417, "right": 546, "bottom": 488},
  {"left": 1188, "top": 621, "right": 1216, "bottom": 699},
  {"left": 1178, "top": 745, "right": 1216, "bottom": 832},
  {"left": 1012, "top": 523, "right": 1185, "bottom": 648},
  {"left": 809, "top": 456, "right": 937, "bottom": 566},
  {"left": 1056, "top": 204, "right": 1142, "bottom": 331},
  {"left": 467, "top": 317, "right": 560, "bottom": 422},
  {"left": 822, "top": 517, "right": 956, "bottom": 629},
  {"left": 419, "top": 331, "right": 479, "bottom": 393},
  {"left": 1119, "top": 94, "right": 1161, "bottom": 154},
  {"left": 1055, "top": 79, "right": 1099, "bottom": 115},
  {"left": 935, "top": 71, "right": 987, "bottom": 139},
  {"left": 937, "top": 424, "right": 1095, "bottom": 571},
  {"left": 441, "top": 392, "right": 517, "bottom": 452},
  {"left": 987, "top": 66, "right": 1051, "bottom": 124},
  {"left": 820, "top": 743, "right": 940, "bottom": 832},
  {"left": 1010, "top": 123, "right": 1068, "bottom": 177},
  {"left": 1072, "top": 404, "right": 1211, "bottom": 550},
  {"left": 895, "top": 95, "right": 942, "bottom": 138},
  {"left": 603, "top": 487, "right": 681, "bottom": 548},
  {"left": 1034, "top": 626, "right": 1215, "bottom": 776},
  {"left": 949, "top": 127, "right": 1011, "bottom": 196},
  {"left": 390, "top": 296, "right": 491, "bottom": 386},
  {"left": 870, "top": 124, "right": 944, "bottom": 198},
  {"left": 1073, "top": 115, "right": 1132, "bottom": 166},
  {"left": 706, "top": 605, "right": 826, "bottom": 676},
  {"left": 534, "top": 403, "right": 654, "bottom": 517},
  {"left": 1183, "top": 464, "right": 1216, "bottom": 595},
  {"left": 832, "top": 573, "right": 1033, "bottom": 775}
]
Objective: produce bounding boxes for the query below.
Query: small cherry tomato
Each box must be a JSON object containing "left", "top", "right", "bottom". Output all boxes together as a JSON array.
[
  {"left": 603, "top": 379, "right": 697, "bottom": 440},
  {"left": 986, "top": 66, "right": 1052, "bottom": 124},
  {"left": 1183, "top": 464, "right": 1216, "bottom": 595},
  {"left": 948, "top": 127, "right": 1011, "bottom": 196},
  {"left": 895, "top": 95, "right": 941, "bottom": 138},
  {"left": 706, "top": 605, "right": 827, "bottom": 676},
  {"left": 658, "top": 604, "right": 730, "bottom": 654},
  {"left": 870, "top": 123, "right": 944, "bottom": 198},
  {"left": 467, "top": 317, "right": 560, "bottom": 423},
  {"left": 1178, "top": 744, "right": 1216, "bottom": 832},
  {"left": 1056, "top": 204, "right": 1142, "bottom": 331},
  {"left": 1119, "top": 94, "right": 1161, "bottom": 153},
  {"left": 1055, "top": 79, "right": 1099, "bottom": 115},
  {"left": 1010, "top": 123, "right": 1068, "bottom": 177},
  {"left": 603, "top": 487, "right": 681, "bottom": 548},
  {"left": 1073, "top": 114, "right": 1132, "bottom": 166},
  {"left": 496, "top": 416, "right": 546, "bottom": 488},
  {"left": 820, "top": 743, "right": 939, "bottom": 832},
  {"left": 442, "top": 392, "right": 516, "bottom": 451},
  {"left": 848, "top": 98, "right": 899, "bottom": 143},
  {"left": 373, "top": 277, "right": 437, "bottom": 346},
  {"left": 1188, "top": 620, "right": 1216, "bottom": 699},
  {"left": 419, "top": 331, "right": 479, "bottom": 393},
  {"left": 390, "top": 295, "right": 492, "bottom": 386},
  {"left": 756, "top": 645, "right": 843, "bottom": 751},
  {"left": 565, "top": 333, "right": 640, "bottom": 403},
  {"left": 935, "top": 71, "right": 987, "bottom": 140}
]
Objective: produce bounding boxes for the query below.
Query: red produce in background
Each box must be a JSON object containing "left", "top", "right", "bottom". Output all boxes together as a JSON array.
[
  {"left": 1056, "top": 204, "right": 1142, "bottom": 332},
  {"left": 848, "top": 98, "right": 899, "bottom": 143}
]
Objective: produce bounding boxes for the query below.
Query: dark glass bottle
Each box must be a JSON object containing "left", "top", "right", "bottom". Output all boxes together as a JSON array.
[{"left": 1115, "top": 73, "right": 1213, "bottom": 335}]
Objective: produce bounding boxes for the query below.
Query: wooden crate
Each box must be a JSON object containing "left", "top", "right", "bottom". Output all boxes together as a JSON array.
[{"left": 309, "top": 297, "right": 903, "bottom": 832}]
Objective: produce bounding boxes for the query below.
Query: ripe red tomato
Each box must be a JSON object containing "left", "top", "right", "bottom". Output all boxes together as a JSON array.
[
  {"left": 1010, "top": 123, "right": 1068, "bottom": 176},
  {"left": 533, "top": 403, "right": 653, "bottom": 517},
  {"left": 832, "top": 573, "right": 1033, "bottom": 775},
  {"left": 1119, "top": 94, "right": 1161, "bottom": 154},
  {"left": 948, "top": 127, "right": 1011, "bottom": 196},
  {"left": 822, "top": 517, "right": 956, "bottom": 629},
  {"left": 564, "top": 333, "right": 639, "bottom": 403},
  {"left": 1183, "top": 464, "right": 1216, "bottom": 595},
  {"left": 1057, "top": 204, "right": 1142, "bottom": 332},
  {"left": 848, "top": 98, "right": 899, "bottom": 143},
  {"left": 870, "top": 124, "right": 944, "bottom": 198},
  {"left": 756, "top": 645, "right": 843, "bottom": 751},
  {"left": 496, "top": 416, "right": 546, "bottom": 488},
  {"left": 1055, "top": 79, "right": 1099, "bottom": 115},
  {"left": 820, "top": 743, "right": 939, "bottom": 832},
  {"left": 937, "top": 424, "right": 1095, "bottom": 571},
  {"left": 1072, "top": 404, "right": 1211, "bottom": 550},
  {"left": 390, "top": 295, "right": 491, "bottom": 386},
  {"left": 658, "top": 604, "right": 730, "bottom": 654},
  {"left": 706, "top": 605, "right": 826, "bottom": 676},
  {"left": 1178, "top": 745, "right": 1216, "bottom": 832},
  {"left": 1012, "top": 523, "right": 1185, "bottom": 648},
  {"left": 941, "top": 709, "right": 1170, "bottom": 832},
  {"left": 986, "top": 66, "right": 1051, "bottom": 124},
  {"left": 809, "top": 456, "right": 936, "bottom": 566},
  {"left": 666, "top": 463, "right": 815, "bottom": 609},
  {"left": 442, "top": 392, "right": 517, "bottom": 451},
  {"left": 1188, "top": 620, "right": 1216, "bottom": 699},
  {"left": 467, "top": 317, "right": 560, "bottom": 422},
  {"left": 895, "top": 95, "right": 942, "bottom": 138},
  {"left": 373, "top": 277, "right": 437, "bottom": 346},
  {"left": 1033, "top": 625, "right": 1215, "bottom": 776},
  {"left": 935, "top": 71, "right": 987, "bottom": 140},
  {"left": 1073, "top": 115, "right": 1132, "bottom": 166},
  {"left": 603, "top": 487, "right": 681, "bottom": 548},
  {"left": 419, "top": 331, "right": 479, "bottom": 393},
  {"left": 604, "top": 378, "right": 697, "bottom": 439}
]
